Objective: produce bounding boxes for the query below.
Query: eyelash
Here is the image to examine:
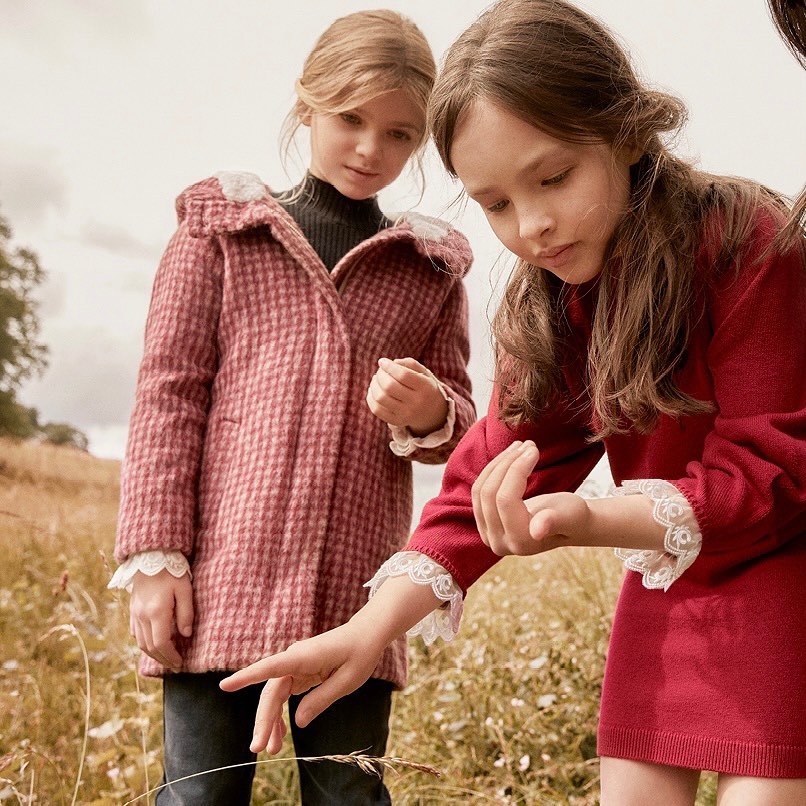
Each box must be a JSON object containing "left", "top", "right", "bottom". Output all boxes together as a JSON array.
[
  {"left": 542, "top": 168, "right": 571, "bottom": 186},
  {"left": 340, "top": 114, "right": 412, "bottom": 142},
  {"left": 487, "top": 200, "right": 509, "bottom": 213},
  {"left": 485, "top": 169, "right": 573, "bottom": 213}
]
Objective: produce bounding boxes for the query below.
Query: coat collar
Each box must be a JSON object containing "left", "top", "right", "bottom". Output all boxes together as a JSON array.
[{"left": 176, "top": 171, "right": 473, "bottom": 278}]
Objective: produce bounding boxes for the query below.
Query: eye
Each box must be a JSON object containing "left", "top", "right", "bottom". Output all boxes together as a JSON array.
[
  {"left": 486, "top": 199, "right": 510, "bottom": 213},
  {"left": 388, "top": 129, "right": 412, "bottom": 142},
  {"left": 542, "top": 168, "right": 571, "bottom": 187},
  {"left": 340, "top": 113, "right": 361, "bottom": 125}
]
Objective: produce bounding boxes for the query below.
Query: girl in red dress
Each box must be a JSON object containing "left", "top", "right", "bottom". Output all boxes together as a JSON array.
[{"left": 223, "top": 1, "right": 806, "bottom": 802}]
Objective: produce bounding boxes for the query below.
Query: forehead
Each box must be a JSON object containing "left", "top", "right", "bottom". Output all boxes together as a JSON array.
[
  {"left": 450, "top": 99, "right": 570, "bottom": 187},
  {"left": 351, "top": 89, "right": 425, "bottom": 126}
]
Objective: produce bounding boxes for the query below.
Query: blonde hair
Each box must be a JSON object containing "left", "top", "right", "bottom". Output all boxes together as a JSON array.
[
  {"left": 281, "top": 10, "right": 436, "bottom": 178},
  {"left": 430, "top": 0, "right": 803, "bottom": 437}
]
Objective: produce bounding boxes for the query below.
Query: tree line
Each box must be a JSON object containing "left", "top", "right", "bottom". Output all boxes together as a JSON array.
[{"left": 1, "top": 208, "right": 88, "bottom": 450}]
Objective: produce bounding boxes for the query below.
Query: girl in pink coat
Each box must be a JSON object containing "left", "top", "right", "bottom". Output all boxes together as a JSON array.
[{"left": 109, "top": 10, "right": 475, "bottom": 805}]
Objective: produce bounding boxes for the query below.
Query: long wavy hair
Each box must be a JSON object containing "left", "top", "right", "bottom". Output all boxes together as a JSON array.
[{"left": 430, "top": 0, "right": 803, "bottom": 438}]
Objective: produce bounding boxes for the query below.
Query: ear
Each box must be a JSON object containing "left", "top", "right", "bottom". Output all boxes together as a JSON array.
[{"left": 298, "top": 106, "right": 313, "bottom": 127}]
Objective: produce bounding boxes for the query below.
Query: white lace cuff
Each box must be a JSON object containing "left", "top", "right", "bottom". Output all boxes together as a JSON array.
[
  {"left": 364, "top": 551, "right": 463, "bottom": 645},
  {"left": 107, "top": 550, "right": 192, "bottom": 593},
  {"left": 612, "top": 479, "right": 702, "bottom": 591},
  {"left": 388, "top": 374, "right": 456, "bottom": 458}
]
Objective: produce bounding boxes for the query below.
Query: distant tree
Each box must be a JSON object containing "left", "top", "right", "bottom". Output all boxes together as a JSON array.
[
  {"left": 0, "top": 390, "right": 39, "bottom": 438},
  {"left": 0, "top": 209, "right": 48, "bottom": 437},
  {"left": 39, "top": 422, "right": 89, "bottom": 451}
]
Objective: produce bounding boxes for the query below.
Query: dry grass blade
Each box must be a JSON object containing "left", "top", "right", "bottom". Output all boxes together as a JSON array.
[
  {"left": 37, "top": 624, "right": 90, "bottom": 806},
  {"left": 123, "top": 752, "right": 442, "bottom": 805}
]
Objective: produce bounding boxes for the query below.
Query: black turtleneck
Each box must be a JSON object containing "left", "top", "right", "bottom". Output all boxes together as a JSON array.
[{"left": 273, "top": 174, "right": 392, "bottom": 271}]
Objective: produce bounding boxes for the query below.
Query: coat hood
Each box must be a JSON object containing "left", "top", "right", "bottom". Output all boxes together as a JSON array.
[{"left": 176, "top": 171, "right": 473, "bottom": 277}]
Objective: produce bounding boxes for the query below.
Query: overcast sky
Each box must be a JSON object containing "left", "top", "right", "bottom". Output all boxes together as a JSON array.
[{"left": 2, "top": 0, "right": 804, "bottom": 508}]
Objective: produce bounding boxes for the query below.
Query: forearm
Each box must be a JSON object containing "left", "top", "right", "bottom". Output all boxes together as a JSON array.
[
  {"left": 581, "top": 494, "right": 666, "bottom": 552},
  {"left": 348, "top": 575, "right": 442, "bottom": 649}
]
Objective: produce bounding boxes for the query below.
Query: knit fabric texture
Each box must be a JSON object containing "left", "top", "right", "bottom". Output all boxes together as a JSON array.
[
  {"left": 405, "top": 210, "right": 806, "bottom": 776},
  {"left": 274, "top": 173, "right": 391, "bottom": 271},
  {"left": 115, "top": 173, "right": 476, "bottom": 686}
]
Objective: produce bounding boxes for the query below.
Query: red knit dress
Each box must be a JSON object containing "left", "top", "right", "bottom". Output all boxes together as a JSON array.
[{"left": 405, "top": 211, "right": 806, "bottom": 777}]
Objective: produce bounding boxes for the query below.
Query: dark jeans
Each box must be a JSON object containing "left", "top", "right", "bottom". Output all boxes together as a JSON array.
[{"left": 156, "top": 672, "right": 393, "bottom": 805}]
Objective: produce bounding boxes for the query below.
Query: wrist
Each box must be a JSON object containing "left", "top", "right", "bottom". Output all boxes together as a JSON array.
[
  {"left": 349, "top": 574, "right": 442, "bottom": 648},
  {"left": 585, "top": 494, "right": 665, "bottom": 551},
  {"left": 407, "top": 398, "right": 449, "bottom": 437}
]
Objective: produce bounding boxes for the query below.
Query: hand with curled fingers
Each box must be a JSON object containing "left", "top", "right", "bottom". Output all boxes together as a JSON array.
[
  {"left": 472, "top": 439, "right": 592, "bottom": 556},
  {"left": 129, "top": 569, "right": 194, "bottom": 673},
  {"left": 219, "top": 622, "right": 384, "bottom": 755},
  {"left": 367, "top": 356, "right": 449, "bottom": 436}
]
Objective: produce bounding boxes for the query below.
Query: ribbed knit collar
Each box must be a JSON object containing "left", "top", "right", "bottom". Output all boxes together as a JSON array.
[{"left": 279, "top": 173, "right": 385, "bottom": 228}]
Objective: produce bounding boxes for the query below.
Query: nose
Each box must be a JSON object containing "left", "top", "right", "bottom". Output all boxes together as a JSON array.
[
  {"left": 518, "top": 203, "right": 554, "bottom": 242},
  {"left": 355, "top": 130, "right": 382, "bottom": 161}
]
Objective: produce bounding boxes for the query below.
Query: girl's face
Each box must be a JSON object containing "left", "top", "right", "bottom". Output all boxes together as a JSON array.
[
  {"left": 305, "top": 89, "right": 424, "bottom": 200},
  {"left": 450, "top": 99, "right": 633, "bottom": 284}
]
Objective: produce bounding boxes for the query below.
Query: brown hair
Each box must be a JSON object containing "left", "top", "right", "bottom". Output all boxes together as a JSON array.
[
  {"left": 767, "top": 0, "right": 806, "bottom": 66},
  {"left": 281, "top": 10, "right": 436, "bottom": 177},
  {"left": 430, "top": 0, "right": 803, "bottom": 438},
  {"left": 766, "top": 0, "right": 806, "bottom": 242}
]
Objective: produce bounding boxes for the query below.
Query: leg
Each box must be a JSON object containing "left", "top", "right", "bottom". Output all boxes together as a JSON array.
[
  {"left": 288, "top": 677, "right": 394, "bottom": 806},
  {"left": 156, "top": 671, "right": 262, "bottom": 806},
  {"left": 600, "top": 756, "right": 701, "bottom": 806},
  {"left": 717, "top": 774, "right": 806, "bottom": 806}
]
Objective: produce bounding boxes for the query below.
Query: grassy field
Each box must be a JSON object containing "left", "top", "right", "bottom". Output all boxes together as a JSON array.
[{"left": 0, "top": 437, "right": 719, "bottom": 804}]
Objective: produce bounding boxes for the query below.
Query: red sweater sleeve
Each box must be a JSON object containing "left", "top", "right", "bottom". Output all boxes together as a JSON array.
[
  {"left": 405, "top": 388, "right": 604, "bottom": 593},
  {"left": 670, "top": 214, "right": 806, "bottom": 565}
]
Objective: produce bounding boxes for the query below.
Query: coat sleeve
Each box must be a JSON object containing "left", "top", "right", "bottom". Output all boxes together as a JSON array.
[
  {"left": 396, "top": 279, "right": 476, "bottom": 465},
  {"left": 405, "top": 388, "right": 605, "bottom": 592},
  {"left": 667, "top": 214, "right": 806, "bottom": 568},
  {"left": 114, "top": 222, "right": 224, "bottom": 563}
]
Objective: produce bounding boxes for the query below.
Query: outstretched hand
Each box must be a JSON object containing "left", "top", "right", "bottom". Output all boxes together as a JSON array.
[
  {"left": 472, "top": 439, "right": 592, "bottom": 556},
  {"left": 219, "top": 623, "right": 384, "bottom": 754}
]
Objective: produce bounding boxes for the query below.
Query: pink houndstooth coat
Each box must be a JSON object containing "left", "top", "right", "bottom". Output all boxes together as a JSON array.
[{"left": 115, "top": 173, "right": 475, "bottom": 684}]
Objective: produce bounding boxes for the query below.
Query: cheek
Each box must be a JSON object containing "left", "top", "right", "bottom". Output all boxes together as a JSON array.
[{"left": 390, "top": 140, "right": 417, "bottom": 168}]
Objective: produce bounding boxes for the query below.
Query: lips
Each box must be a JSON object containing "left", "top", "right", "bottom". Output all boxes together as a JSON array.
[
  {"left": 345, "top": 166, "right": 379, "bottom": 179},
  {"left": 538, "top": 243, "right": 573, "bottom": 259},
  {"left": 535, "top": 242, "right": 576, "bottom": 270}
]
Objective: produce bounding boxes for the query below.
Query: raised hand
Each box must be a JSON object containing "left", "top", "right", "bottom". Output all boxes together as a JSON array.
[
  {"left": 367, "top": 357, "right": 449, "bottom": 436},
  {"left": 472, "top": 439, "right": 591, "bottom": 556},
  {"left": 130, "top": 569, "right": 194, "bottom": 672}
]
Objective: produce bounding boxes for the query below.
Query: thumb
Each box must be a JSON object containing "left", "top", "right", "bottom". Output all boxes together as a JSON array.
[
  {"left": 529, "top": 508, "right": 559, "bottom": 541},
  {"left": 394, "top": 357, "right": 430, "bottom": 375},
  {"left": 174, "top": 581, "right": 194, "bottom": 637}
]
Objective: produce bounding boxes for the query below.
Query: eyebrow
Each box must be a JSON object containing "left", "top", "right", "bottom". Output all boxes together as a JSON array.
[
  {"left": 391, "top": 122, "right": 423, "bottom": 133},
  {"left": 348, "top": 105, "right": 423, "bottom": 134},
  {"left": 465, "top": 149, "right": 565, "bottom": 198}
]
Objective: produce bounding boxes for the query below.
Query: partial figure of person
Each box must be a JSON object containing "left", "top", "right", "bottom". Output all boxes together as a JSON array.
[{"left": 108, "top": 10, "right": 476, "bottom": 805}]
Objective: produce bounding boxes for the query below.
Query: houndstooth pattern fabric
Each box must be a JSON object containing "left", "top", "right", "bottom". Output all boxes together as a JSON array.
[{"left": 115, "top": 175, "right": 475, "bottom": 686}]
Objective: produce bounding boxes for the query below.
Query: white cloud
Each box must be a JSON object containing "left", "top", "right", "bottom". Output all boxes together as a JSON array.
[
  {"left": 0, "top": 145, "right": 68, "bottom": 227},
  {"left": 3, "top": 0, "right": 804, "bottom": 463}
]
